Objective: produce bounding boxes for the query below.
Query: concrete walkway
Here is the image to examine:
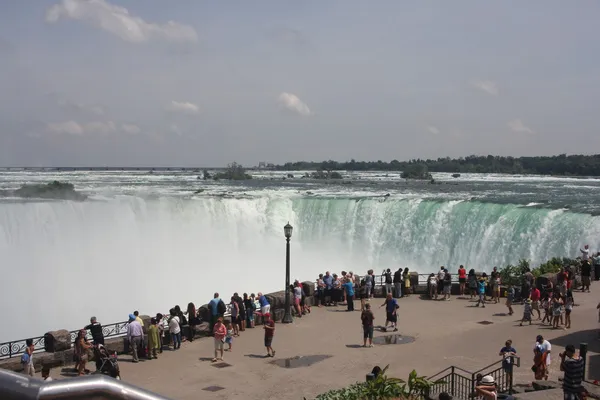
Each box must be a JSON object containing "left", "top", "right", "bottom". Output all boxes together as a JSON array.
[{"left": 45, "top": 290, "right": 600, "bottom": 400}]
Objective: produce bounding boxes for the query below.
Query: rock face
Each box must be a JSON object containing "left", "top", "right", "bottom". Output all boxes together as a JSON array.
[
  {"left": 265, "top": 291, "right": 287, "bottom": 309},
  {"left": 193, "top": 322, "right": 211, "bottom": 337},
  {"left": 140, "top": 315, "right": 151, "bottom": 333},
  {"left": 198, "top": 305, "right": 210, "bottom": 322},
  {"left": 44, "top": 330, "right": 72, "bottom": 352},
  {"left": 302, "top": 281, "right": 315, "bottom": 296}
]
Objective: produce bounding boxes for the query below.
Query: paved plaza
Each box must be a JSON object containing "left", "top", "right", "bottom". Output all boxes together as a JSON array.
[{"left": 45, "top": 289, "right": 600, "bottom": 400}]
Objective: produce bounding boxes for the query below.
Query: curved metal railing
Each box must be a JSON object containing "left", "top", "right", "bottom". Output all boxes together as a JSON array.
[{"left": 0, "top": 368, "right": 171, "bottom": 400}]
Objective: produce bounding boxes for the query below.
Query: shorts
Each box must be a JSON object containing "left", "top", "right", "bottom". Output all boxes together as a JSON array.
[
  {"left": 214, "top": 338, "right": 224, "bottom": 350},
  {"left": 503, "top": 364, "right": 513, "bottom": 374},
  {"left": 565, "top": 308, "right": 572, "bottom": 315},
  {"left": 294, "top": 298, "right": 301, "bottom": 306},
  {"left": 261, "top": 305, "right": 270, "bottom": 315},
  {"left": 363, "top": 325, "right": 374, "bottom": 339},
  {"left": 264, "top": 337, "right": 273, "bottom": 347},
  {"left": 506, "top": 299, "right": 513, "bottom": 306},
  {"left": 459, "top": 278, "right": 466, "bottom": 284},
  {"left": 532, "top": 301, "right": 540, "bottom": 311},
  {"left": 582, "top": 276, "right": 591, "bottom": 286},
  {"left": 225, "top": 337, "right": 233, "bottom": 344},
  {"left": 386, "top": 312, "right": 397, "bottom": 323},
  {"left": 443, "top": 285, "right": 451, "bottom": 294}
]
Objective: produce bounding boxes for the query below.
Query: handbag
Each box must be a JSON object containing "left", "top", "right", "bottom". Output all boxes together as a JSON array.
[{"left": 21, "top": 353, "right": 30, "bottom": 364}]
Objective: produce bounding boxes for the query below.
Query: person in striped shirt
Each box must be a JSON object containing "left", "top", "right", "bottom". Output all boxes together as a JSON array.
[{"left": 559, "top": 344, "right": 585, "bottom": 400}]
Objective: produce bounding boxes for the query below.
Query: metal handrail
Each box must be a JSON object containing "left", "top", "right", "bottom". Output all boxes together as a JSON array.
[{"left": 0, "top": 368, "right": 172, "bottom": 400}]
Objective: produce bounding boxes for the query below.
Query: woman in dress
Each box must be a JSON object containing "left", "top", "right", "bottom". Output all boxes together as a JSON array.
[
  {"left": 74, "top": 329, "right": 92, "bottom": 376},
  {"left": 402, "top": 268, "right": 411, "bottom": 296}
]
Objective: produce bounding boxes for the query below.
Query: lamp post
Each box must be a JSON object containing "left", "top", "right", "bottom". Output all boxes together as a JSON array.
[{"left": 282, "top": 222, "right": 294, "bottom": 323}]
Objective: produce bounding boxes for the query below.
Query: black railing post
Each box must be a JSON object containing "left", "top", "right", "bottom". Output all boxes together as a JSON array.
[
  {"left": 9, "top": 341, "right": 11, "bottom": 358},
  {"left": 471, "top": 373, "right": 476, "bottom": 399},
  {"left": 580, "top": 343, "right": 588, "bottom": 380},
  {"left": 451, "top": 366, "right": 455, "bottom": 396}
]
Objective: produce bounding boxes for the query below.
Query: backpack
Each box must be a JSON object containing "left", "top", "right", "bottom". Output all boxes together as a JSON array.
[
  {"left": 385, "top": 273, "right": 392, "bottom": 284},
  {"left": 217, "top": 299, "right": 226, "bottom": 315},
  {"left": 21, "top": 352, "right": 30, "bottom": 364}
]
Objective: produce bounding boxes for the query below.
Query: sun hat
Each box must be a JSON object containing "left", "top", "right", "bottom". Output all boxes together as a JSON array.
[
  {"left": 128, "top": 314, "right": 136, "bottom": 321},
  {"left": 481, "top": 375, "right": 495, "bottom": 385}
]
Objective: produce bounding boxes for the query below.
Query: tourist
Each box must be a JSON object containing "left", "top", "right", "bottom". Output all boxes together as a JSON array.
[
  {"left": 443, "top": 268, "right": 451, "bottom": 301},
  {"left": 225, "top": 322, "right": 234, "bottom": 351},
  {"left": 174, "top": 305, "right": 187, "bottom": 341},
  {"left": 491, "top": 273, "right": 501, "bottom": 304},
  {"left": 263, "top": 314, "right": 276, "bottom": 357},
  {"left": 580, "top": 244, "right": 590, "bottom": 262},
  {"left": 212, "top": 317, "right": 226, "bottom": 362},
  {"left": 147, "top": 317, "right": 160, "bottom": 359},
  {"left": 506, "top": 284, "right": 515, "bottom": 315},
  {"left": 233, "top": 292, "right": 246, "bottom": 332},
  {"left": 84, "top": 316, "right": 104, "bottom": 345},
  {"left": 437, "top": 266, "right": 445, "bottom": 297},
  {"left": 257, "top": 292, "right": 270, "bottom": 316},
  {"left": 244, "top": 293, "right": 255, "bottom": 328},
  {"left": 557, "top": 268, "right": 568, "bottom": 297},
  {"left": 393, "top": 267, "right": 403, "bottom": 298},
  {"left": 532, "top": 345, "right": 546, "bottom": 380},
  {"left": 565, "top": 290, "right": 574, "bottom": 329},
  {"left": 366, "top": 269, "right": 375, "bottom": 298},
  {"left": 208, "top": 293, "right": 223, "bottom": 332},
  {"left": 343, "top": 276, "right": 355, "bottom": 311},
  {"left": 581, "top": 259, "right": 592, "bottom": 292},
  {"left": 41, "top": 366, "right": 52, "bottom": 381},
  {"left": 499, "top": 340, "right": 517, "bottom": 392},
  {"left": 74, "top": 329, "right": 92, "bottom": 374},
  {"left": 560, "top": 344, "right": 585, "bottom": 400},
  {"left": 551, "top": 292, "right": 563, "bottom": 329},
  {"left": 475, "top": 375, "right": 497, "bottom": 400},
  {"left": 458, "top": 265, "right": 466, "bottom": 296},
  {"left": 530, "top": 285, "right": 541, "bottom": 320},
  {"left": 534, "top": 335, "right": 551, "bottom": 380},
  {"left": 428, "top": 273, "right": 438, "bottom": 300},
  {"left": 380, "top": 293, "right": 398, "bottom": 332},
  {"left": 126, "top": 314, "right": 143, "bottom": 362},
  {"left": 403, "top": 267, "right": 411, "bottom": 296},
  {"left": 293, "top": 282, "right": 303, "bottom": 317},
  {"left": 230, "top": 296, "right": 241, "bottom": 333},
  {"left": 156, "top": 313, "right": 165, "bottom": 353},
  {"left": 468, "top": 269, "right": 478, "bottom": 299},
  {"left": 317, "top": 274, "right": 325, "bottom": 306},
  {"left": 520, "top": 299, "right": 532, "bottom": 326},
  {"left": 168, "top": 308, "right": 181, "bottom": 350},
  {"left": 476, "top": 276, "right": 486, "bottom": 308},
  {"left": 133, "top": 311, "right": 143, "bottom": 327},
  {"left": 358, "top": 277, "right": 368, "bottom": 311},
  {"left": 186, "top": 303, "right": 198, "bottom": 342},
  {"left": 341, "top": 271, "right": 348, "bottom": 303},
  {"left": 490, "top": 267, "right": 499, "bottom": 299},
  {"left": 323, "top": 271, "right": 334, "bottom": 305},
  {"left": 361, "top": 303, "right": 375, "bottom": 347},
  {"left": 332, "top": 273, "right": 342, "bottom": 306},
  {"left": 21, "top": 338, "right": 35, "bottom": 377},
  {"left": 383, "top": 268, "right": 393, "bottom": 297}
]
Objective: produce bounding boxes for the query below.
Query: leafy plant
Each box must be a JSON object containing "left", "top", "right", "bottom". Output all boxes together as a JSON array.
[{"left": 311, "top": 366, "right": 438, "bottom": 400}]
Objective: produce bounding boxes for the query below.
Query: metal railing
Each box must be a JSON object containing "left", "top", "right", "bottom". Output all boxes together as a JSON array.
[
  {"left": 426, "top": 357, "right": 520, "bottom": 399},
  {"left": 0, "top": 321, "right": 130, "bottom": 360},
  {"left": 0, "top": 368, "right": 172, "bottom": 400}
]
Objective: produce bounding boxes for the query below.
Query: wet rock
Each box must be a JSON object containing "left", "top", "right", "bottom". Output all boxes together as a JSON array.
[
  {"left": 198, "top": 304, "right": 210, "bottom": 322},
  {"left": 531, "top": 380, "right": 561, "bottom": 391},
  {"left": 265, "top": 291, "right": 286, "bottom": 309},
  {"left": 44, "top": 330, "right": 72, "bottom": 352}
]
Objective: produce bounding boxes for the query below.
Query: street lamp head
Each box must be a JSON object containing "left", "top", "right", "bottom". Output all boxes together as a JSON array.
[{"left": 284, "top": 222, "right": 293, "bottom": 238}]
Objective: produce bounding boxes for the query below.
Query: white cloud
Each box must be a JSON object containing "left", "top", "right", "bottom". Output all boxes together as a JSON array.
[
  {"left": 58, "top": 100, "right": 105, "bottom": 116},
  {"left": 121, "top": 123, "right": 141, "bottom": 134},
  {"left": 46, "top": 121, "right": 84, "bottom": 135},
  {"left": 471, "top": 80, "right": 499, "bottom": 96},
  {"left": 84, "top": 121, "right": 116, "bottom": 134},
  {"left": 167, "top": 101, "right": 200, "bottom": 115},
  {"left": 507, "top": 119, "right": 535, "bottom": 134},
  {"left": 278, "top": 92, "right": 311, "bottom": 116},
  {"left": 46, "top": 0, "right": 198, "bottom": 44},
  {"left": 427, "top": 125, "right": 440, "bottom": 135}
]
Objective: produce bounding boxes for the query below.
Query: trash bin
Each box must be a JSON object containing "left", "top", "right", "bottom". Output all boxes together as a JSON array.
[{"left": 595, "top": 264, "right": 600, "bottom": 281}]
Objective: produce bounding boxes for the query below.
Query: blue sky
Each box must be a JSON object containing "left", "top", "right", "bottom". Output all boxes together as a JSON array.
[{"left": 0, "top": 0, "right": 599, "bottom": 166}]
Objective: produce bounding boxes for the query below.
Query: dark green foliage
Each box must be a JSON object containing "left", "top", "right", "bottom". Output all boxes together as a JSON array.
[
  {"left": 499, "top": 257, "right": 578, "bottom": 284},
  {"left": 309, "top": 366, "right": 438, "bottom": 400},
  {"left": 213, "top": 162, "right": 253, "bottom": 180},
  {"left": 13, "top": 181, "right": 86, "bottom": 201},
  {"left": 272, "top": 154, "right": 600, "bottom": 176},
  {"left": 401, "top": 164, "right": 433, "bottom": 180}
]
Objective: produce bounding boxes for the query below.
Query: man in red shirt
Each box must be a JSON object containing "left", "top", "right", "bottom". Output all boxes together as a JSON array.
[
  {"left": 530, "top": 285, "right": 541, "bottom": 320},
  {"left": 263, "top": 314, "right": 276, "bottom": 358}
]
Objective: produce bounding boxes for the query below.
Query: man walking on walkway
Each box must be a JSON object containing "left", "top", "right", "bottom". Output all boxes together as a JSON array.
[
  {"left": 127, "top": 314, "right": 144, "bottom": 363},
  {"left": 560, "top": 344, "right": 585, "bottom": 400},
  {"left": 393, "top": 268, "right": 402, "bottom": 298}
]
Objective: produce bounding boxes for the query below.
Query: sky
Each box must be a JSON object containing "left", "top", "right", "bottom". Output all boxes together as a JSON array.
[{"left": 0, "top": 0, "right": 599, "bottom": 167}]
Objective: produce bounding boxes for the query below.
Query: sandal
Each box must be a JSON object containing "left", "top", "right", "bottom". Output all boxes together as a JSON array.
[{"left": 211, "top": 358, "right": 217, "bottom": 362}]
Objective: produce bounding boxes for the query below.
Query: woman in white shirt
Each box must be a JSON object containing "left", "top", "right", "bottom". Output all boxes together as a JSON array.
[{"left": 168, "top": 308, "right": 181, "bottom": 350}]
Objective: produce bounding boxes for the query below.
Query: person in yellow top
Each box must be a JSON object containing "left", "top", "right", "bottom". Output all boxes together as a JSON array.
[
  {"left": 133, "top": 311, "right": 144, "bottom": 327},
  {"left": 147, "top": 317, "right": 160, "bottom": 359}
]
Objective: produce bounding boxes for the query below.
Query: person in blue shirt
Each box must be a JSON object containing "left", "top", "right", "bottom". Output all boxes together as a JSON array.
[
  {"left": 257, "top": 292, "right": 270, "bottom": 316},
  {"left": 476, "top": 277, "right": 487, "bottom": 308},
  {"left": 208, "top": 293, "right": 222, "bottom": 332},
  {"left": 379, "top": 293, "right": 398, "bottom": 331},
  {"left": 342, "top": 278, "right": 355, "bottom": 312},
  {"left": 323, "top": 272, "right": 333, "bottom": 306},
  {"left": 499, "top": 340, "right": 517, "bottom": 389}
]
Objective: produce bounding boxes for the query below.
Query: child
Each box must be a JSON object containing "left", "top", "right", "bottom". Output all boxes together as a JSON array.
[
  {"left": 225, "top": 322, "right": 234, "bottom": 351},
  {"left": 263, "top": 314, "right": 275, "bottom": 357},
  {"left": 506, "top": 284, "right": 515, "bottom": 315},
  {"left": 564, "top": 291, "right": 574, "bottom": 329},
  {"left": 552, "top": 293, "right": 563, "bottom": 329},
  {"left": 492, "top": 276, "right": 501, "bottom": 304},
  {"left": 520, "top": 299, "right": 532, "bottom": 326}
]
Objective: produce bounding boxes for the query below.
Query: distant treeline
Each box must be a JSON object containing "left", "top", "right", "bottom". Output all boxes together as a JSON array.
[{"left": 272, "top": 154, "right": 600, "bottom": 176}]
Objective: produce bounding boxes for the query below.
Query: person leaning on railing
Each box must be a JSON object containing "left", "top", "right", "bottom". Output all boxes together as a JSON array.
[{"left": 84, "top": 317, "right": 104, "bottom": 345}]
